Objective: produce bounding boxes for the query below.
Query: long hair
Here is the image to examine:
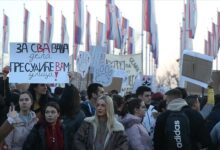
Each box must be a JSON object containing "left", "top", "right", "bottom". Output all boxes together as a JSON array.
[{"left": 95, "top": 95, "right": 115, "bottom": 132}]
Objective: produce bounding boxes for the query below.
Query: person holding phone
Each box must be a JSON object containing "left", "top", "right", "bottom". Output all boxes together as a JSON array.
[{"left": 3, "top": 91, "right": 38, "bottom": 150}]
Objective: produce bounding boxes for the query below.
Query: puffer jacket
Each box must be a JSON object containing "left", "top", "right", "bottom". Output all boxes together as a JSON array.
[
  {"left": 74, "top": 116, "right": 128, "bottom": 150},
  {"left": 120, "top": 113, "right": 153, "bottom": 150},
  {"left": 4, "top": 111, "right": 38, "bottom": 150}
]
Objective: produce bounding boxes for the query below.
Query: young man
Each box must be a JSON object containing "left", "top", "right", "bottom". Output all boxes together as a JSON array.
[
  {"left": 80, "top": 83, "right": 104, "bottom": 117},
  {"left": 136, "top": 86, "right": 157, "bottom": 139},
  {"left": 154, "top": 88, "right": 212, "bottom": 150},
  {"left": 185, "top": 95, "right": 200, "bottom": 112}
]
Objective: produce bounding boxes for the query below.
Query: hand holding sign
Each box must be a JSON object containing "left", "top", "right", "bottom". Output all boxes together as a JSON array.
[
  {"left": 76, "top": 51, "right": 91, "bottom": 78},
  {"left": 93, "top": 64, "right": 113, "bottom": 86}
]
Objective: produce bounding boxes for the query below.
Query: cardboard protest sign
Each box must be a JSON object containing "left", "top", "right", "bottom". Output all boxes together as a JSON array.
[
  {"left": 9, "top": 43, "right": 70, "bottom": 83},
  {"left": 180, "top": 50, "right": 213, "bottom": 88},
  {"left": 106, "top": 53, "right": 142, "bottom": 90},
  {"left": 211, "top": 71, "right": 220, "bottom": 94},
  {"left": 89, "top": 46, "right": 106, "bottom": 72},
  {"left": 93, "top": 64, "right": 113, "bottom": 87},
  {"left": 76, "top": 51, "right": 91, "bottom": 78},
  {"left": 185, "top": 82, "right": 207, "bottom": 95},
  {"left": 104, "top": 77, "right": 123, "bottom": 93}
]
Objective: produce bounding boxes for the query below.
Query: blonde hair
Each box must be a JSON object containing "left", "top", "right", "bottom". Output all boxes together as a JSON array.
[{"left": 95, "top": 95, "right": 116, "bottom": 132}]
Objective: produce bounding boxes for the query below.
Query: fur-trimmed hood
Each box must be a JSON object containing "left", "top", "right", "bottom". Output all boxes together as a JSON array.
[{"left": 84, "top": 116, "right": 124, "bottom": 132}]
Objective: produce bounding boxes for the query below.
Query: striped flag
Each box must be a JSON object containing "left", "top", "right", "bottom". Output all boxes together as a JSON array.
[
  {"left": 39, "top": 18, "right": 45, "bottom": 44},
  {"left": 127, "top": 26, "right": 135, "bottom": 54},
  {"left": 85, "top": 10, "right": 91, "bottom": 51},
  {"left": 114, "top": 5, "right": 122, "bottom": 49},
  {"left": 204, "top": 39, "right": 208, "bottom": 55},
  {"left": 218, "top": 11, "right": 220, "bottom": 50},
  {"left": 106, "top": 0, "right": 115, "bottom": 40},
  {"left": 46, "top": 2, "right": 54, "bottom": 43},
  {"left": 2, "top": 13, "right": 9, "bottom": 53},
  {"left": 23, "top": 7, "right": 29, "bottom": 42},
  {"left": 212, "top": 23, "right": 218, "bottom": 58},
  {"left": 121, "top": 17, "right": 129, "bottom": 54},
  {"left": 61, "top": 13, "right": 69, "bottom": 44},
  {"left": 74, "top": 0, "right": 84, "bottom": 44},
  {"left": 143, "top": 0, "right": 151, "bottom": 32},
  {"left": 96, "top": 20, "right": 105, "bottom": 46}
]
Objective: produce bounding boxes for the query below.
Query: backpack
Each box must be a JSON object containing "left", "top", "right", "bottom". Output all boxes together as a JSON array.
[{"left": 164, "top": 110, "right": 191, "bottom": 150}]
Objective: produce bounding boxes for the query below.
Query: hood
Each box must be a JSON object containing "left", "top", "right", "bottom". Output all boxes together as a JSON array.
[
  {"left": 166, "top": 98, "right": 188, "bottom": 111},
  {"left": 120, "top": 113, "right": 142, "bottom": 129}
]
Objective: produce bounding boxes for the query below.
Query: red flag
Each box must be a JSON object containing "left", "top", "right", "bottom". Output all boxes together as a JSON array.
[
  {"left": 39, "top": 18, "right": 45, "bottom": 44},
  {"left": 85, "top": 10, "right": 91, "bottom": 51},
  {"left": 46, "top": 2, "right": 54, "bottom": 43},
  {"left": 61, "top": 13, "right": 69, "bottom": 44},
  {"left": 23, "top": 7, "right": 29, "bottom": 42},
  {"left": 127, "top": 26, "right": 135, "bottom": 54},
  {"left": 106, "top": 0, "right": 115, "bottom": 40},
  {"left": 74, "top": 0, "right": 84, "bottom": 44},
  {"left": 2, "top": 13, "right": 9, "bottom": 53}
]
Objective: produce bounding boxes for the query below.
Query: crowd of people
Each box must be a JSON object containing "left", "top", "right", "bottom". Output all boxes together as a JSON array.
[{"left": 0, "top": 67, "right": 220, "bottom": 150}]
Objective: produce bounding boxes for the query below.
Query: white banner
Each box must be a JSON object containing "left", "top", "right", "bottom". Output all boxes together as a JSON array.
[
  {"left": 9, "top": 43, "right": 70, "bottom": 83},
  {"left": 89, "top": 46, "right": 106, "bottom": 72},
  {"left": 106, "top": 53, "right": 142, "bottom": 89},
  {"left": 76, "top": 51, "right": 91, "bottom": 78}
]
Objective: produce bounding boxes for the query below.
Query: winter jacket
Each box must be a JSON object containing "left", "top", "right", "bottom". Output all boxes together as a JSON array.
[
  {"left": 142, "top": 105, "right": 157, "bottom": 139},
  {"left": 120, "top": 113, "right": 153, "bottom": 150},
  {"left": 61, "top": 110, "right": 85, "bottom": 150},
  {"left": 0, "top": 120, "right": 13, "bottom": 142},
  {"left": 210, "top": 121, "right": 220, "bottom": 148},
  {"left": 74, "top": 116, "right": 128, "bottom": 150},
  {"left": 206, "top": 103, "right": 220, "bottom": 132},
  {"left": 4, "top": 111, "right": 38, "bottom": 150},
  {"left": 80, "top": 100, "right": 95, "bottom": 117},
  {"left": 23, "top": 121, "right": 68, "bottom": 150},
  {"left": 154, "top": 98, "right": 212, "bottom": 150}
]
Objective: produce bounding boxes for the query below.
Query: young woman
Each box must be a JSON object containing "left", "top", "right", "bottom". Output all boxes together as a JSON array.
[
  {"left": 23, "top": 101, "right": 67, "bottom": 150},
  {"left": 74, "top": 95, "right": 128, "bottom": 150},
  {"left": 120, "top": 98, "right": 153, "bottom": 150},
  {"left": 4, "top": 91, "right": 38, "bottom": 150}
]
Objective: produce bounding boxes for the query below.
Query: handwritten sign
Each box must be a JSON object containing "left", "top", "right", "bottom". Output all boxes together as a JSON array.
[
  {"left": 76, "top": 51, "right": 91, "bottom": 78},
  {"left": 106, "top": 54, "right": 142, "bottom": 90},
  {"left": 9, "top": 43, "right": 70, "bottom": 83},
  {"left": 93, "top": 64, "right": 113, "bottom": 87}
]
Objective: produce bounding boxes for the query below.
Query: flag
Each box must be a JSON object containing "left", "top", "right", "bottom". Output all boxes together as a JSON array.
[
  {"left": 121, "top": 17, "right": 129, "bottom": 54},
  {"left": 143, "top": 0, "right": 151, "bottom": 32},
  {"left": 85, "top": 10, "right": 91, "bottom": 51},
  {"left": 61, "top": 13, "right": 69, "bottom": 44},
  {"left": 96, "top": 20, "right": 105, "bottom": 46},
  {"left": 212, "top": 23, "right": 218, "bottom": 58},
  {"left": 204, "top": 39, "right": 208, "bottom": 55},
  {"left": 2, "top": 13, "right": 9, "bottom": 53},
  {"left": 23, "top": 7, "right": 29, "bottom": 42},
  {"left": 217, "top": 11, "right": 220, "bottom": 50},
  {"left": 114, "top": 5, "right": 122, "bottom": 49},
  {"left": 127, "top": 26, "right": 135, "bottom": 54},
  {"left": 39, "top": 18, "right": 45, "bottom": 44},
  {"left": 208, "top": 31, "right": 213, "bottom": 56},
  {"left": 106, "top": 0, "right": 115, "bottom": 40},
  {"left": 74, "top": 0, "right": 84, "bottom": 44},
  {"left": 46, "top": 2, "right": 54, "bottom": 43}
]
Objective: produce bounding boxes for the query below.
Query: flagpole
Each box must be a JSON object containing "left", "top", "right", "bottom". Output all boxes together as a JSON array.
[
  {"left": 141, "top": 0, "right": 144, "bottom": 75},
  {"left": 2, "top": 9, "right": 4, "bottom": 70}
]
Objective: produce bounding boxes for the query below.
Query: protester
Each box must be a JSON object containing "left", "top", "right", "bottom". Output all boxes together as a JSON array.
[
  {"left": 136, "top": 86, "right": 157, "bottom": 139},
  {"left": 4, "top": 91, "right": 38, "bottom": 150},
  {"left": 112, "top": 94, "right": 125, "bottom": 119},
  {"left": 23, "top": 101, "right": 67, "bottom": 150},
  {"left": 154, "top": 88, "right": 212, "bottom": 150},
  {"left": 210, "top": 121, "right": 220, "bottom": 149},
  {"left": 185, "top": 95, "right": 200, "bottom": 112},
  {"left": 80, "top": 83, "right": 104, "bottom": 117},
  {"left": 120, "top": 98, "right": 153, "bottom": 150},
  {"left": 74, "top": 95, "right": 128, "bottom": 150},
  {"left": 59, "top": 84, "right": 85, "bottom": 150}
]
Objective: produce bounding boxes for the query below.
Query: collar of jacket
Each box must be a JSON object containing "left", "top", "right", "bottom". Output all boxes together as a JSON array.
[{"left": 166, "top": 98, "right": 188, "bottom": 111}]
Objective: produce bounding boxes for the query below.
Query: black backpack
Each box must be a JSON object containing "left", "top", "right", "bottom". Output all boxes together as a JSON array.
[{"left": 164, "top": 110, "right": 191, "bottom": 150}]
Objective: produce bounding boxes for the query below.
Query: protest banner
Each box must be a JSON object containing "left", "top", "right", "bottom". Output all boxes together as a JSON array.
[
  {"left": 106, "top": 53, "right": 142, "bottom": 90},
  {"left": 93, "top": 64, "right": 113, "bottom": 87},
  {"left": 179, "top": 50, "right": 213, "bottom": 88},
  {"left": 76, "top": 51, "right": 91, "bottom": 78},
  {"left": 9, "top": 43, "right": 70, "bottom": 83},
  {"left": 104, "top": 77, "right": 123, "bottom": 93},
  {"left": 89, "top": 46, "right": 106, "bottom": 72}
]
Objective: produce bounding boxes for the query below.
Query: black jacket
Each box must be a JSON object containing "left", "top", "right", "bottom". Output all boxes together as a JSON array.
[
  {"left": 153, "top": 106, "right": 213, "bottom": 150},
  {"left": 206, "top": 103, "right": 220, "bottom": 132}
]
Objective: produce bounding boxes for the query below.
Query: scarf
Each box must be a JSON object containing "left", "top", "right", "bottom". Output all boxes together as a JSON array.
[{"left": 45, "top": 120, "right": 64, "bottom": 150}]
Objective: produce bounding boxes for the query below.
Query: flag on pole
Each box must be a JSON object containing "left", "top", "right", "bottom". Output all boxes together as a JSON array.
[
  {"left": 114, "top": 5, "right": 122, "bottom": 49},
  {"left": 85, "top": 10, "right": 91, "bottom": 51},
  {"left": 121, "top": 17, "right": 129, "bottom": 53},
  {"left": 61, "top": 13, "right": 69, "bottom": 44},
  {"left": 127, "top": 26, "right": 135, "bottom": 54},
  {"left": 217, "top": 11, "right": 220, "bottom": 50},
  {"left": 46, "top": 2, "right": 54, "bottom": 43},
  {"left": 106, "top": 0, "right": 115, "bottom": 40},
  {"left": 39, "top": 18, "right": 45, "bottom": 44},
  {"left": 2, "top": 13, "right": 9, "bottom": 53},
  {"left": 96, "top": 20, "right": 105, "bottom": 46},
  {"left": 74, "top": 0, "right": 84, "bottom": 44},
  {"left": 143, "top": 0, "right": 151, "bottom": 32},
  {"left": 204, "top": 39, "right": 208, "bottom": 55},
  {"left": 23, "top": 7, "right": 29, "bottom": 42},
  {"left": 212, "top": 23, "right": 218, "bottom": 58}
]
